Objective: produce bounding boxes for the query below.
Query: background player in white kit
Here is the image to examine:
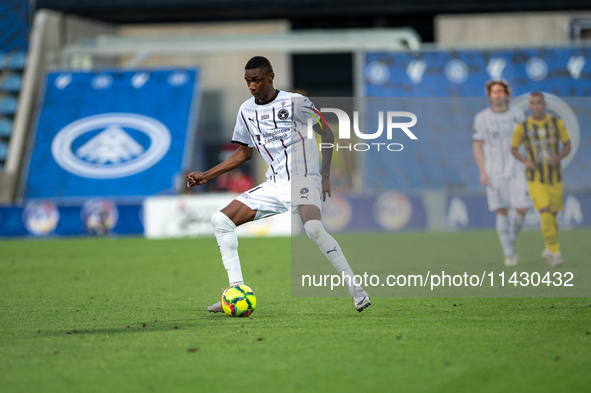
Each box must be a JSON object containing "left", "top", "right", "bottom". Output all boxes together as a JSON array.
[
  {"left": 187, "top": 56, "right": 371, "bottom": 312},
  {"left": 473, "top": 80, "right": 530, "bottom": 266}
]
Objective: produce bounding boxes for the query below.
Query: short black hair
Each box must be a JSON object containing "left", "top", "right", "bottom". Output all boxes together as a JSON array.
[{"left": 245, "top": 56, "right": 273, "bottom": 74}]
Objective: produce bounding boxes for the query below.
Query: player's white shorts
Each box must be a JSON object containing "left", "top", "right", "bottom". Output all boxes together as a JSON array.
[
  {"left": 291, "top": 175, "right": 323, "bottom": 215},
  {"left": 486, "top": 175, "right": 531, "bottom": 211},
  {"left": 235, "top": 176, "right": 322, "bottom": 221}
]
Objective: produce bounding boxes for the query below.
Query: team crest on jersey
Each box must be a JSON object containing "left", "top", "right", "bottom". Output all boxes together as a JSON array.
[
  {"left": 278, "top": 109, "right": 289, "bottom": 120},
  {"left": 548, "top": 126, "right": 556, "bottom": 135},
  {"left": 300, "top": 187, "right": 309, "bottom": 194}
]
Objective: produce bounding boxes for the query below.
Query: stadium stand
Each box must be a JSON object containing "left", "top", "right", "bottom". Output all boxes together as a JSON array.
[
  {"left": 0, "top": 118, "right": 12, "bottom": 137},
  {"left": 0, "top": 50, "right": 27, "bottom": 173},
  {"left": 1, "top": 74, "right": 23, "bottom": 92},
  {"left": 0, "top": 140, "right": 7, "bottom": 160},
  {"left": 6, "top": 51, "right": 26, "bottom": 70}
]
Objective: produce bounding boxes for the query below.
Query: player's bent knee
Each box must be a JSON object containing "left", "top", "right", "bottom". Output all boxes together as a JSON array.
[
  {"left": 211, "top": 211, "right": 224, "bottom": 228},
  {"left": 303, "top": 219, "right": 326, "bottom": 242},
  {"left": 211, "top": 211, "right": 234, "bottom": 231}
]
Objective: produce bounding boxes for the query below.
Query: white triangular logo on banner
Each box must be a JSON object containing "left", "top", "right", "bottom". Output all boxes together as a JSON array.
[
  {"left": 446, "top": 197, "right": 469, "bottom": 229},
  {"left": 487, "top": 58, "right": 506, "bottom": 80},
  {"left": 75, "top": 125, "right": 145, "bottom": 164},
  {"left": 406, "top": 60, "right": 427, "bottom": 84},
  {"left": 567, "top": 56, "right": 585, "bottom": 80}
]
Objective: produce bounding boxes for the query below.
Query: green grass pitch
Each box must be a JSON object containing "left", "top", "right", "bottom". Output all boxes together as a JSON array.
[{"left": 1, "top": 230, "right": 590, "bottom": 392}]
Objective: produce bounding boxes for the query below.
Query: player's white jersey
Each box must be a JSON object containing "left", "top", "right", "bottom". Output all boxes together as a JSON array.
[
  {"left": 232, "top": 90, "right": 320, "bottom": 183},
  {"left": 473, "top": 105, "right": 526, "bottom": 179}
]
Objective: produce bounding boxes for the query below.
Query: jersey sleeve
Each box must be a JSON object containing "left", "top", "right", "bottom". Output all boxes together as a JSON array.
[
  {"left": 511, "top": 123, "right": 525, "bottom": 148},
  {"left": 472, "top": 113, "right": 485, "bottom": 141},
  {"left": 231, "top": 109, "right": 254, "bottom": 147},
  {"left": 292, "top": 96, "right": 321, "bottom": 126},
  {"left": 557, "top": 118, "right": 570, "bottom": 144}
]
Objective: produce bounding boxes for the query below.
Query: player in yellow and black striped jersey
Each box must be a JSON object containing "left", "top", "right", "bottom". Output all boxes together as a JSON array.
[{"left": 510, "top": 92, "right": 571, "bottom": 267}]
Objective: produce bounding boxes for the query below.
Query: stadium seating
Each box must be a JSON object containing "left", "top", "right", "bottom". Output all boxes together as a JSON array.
[
  {"left": 0, "top": 118, "right": 11, "bottom": 137},
  {"left": 0, "top": 96, "right": 17, "bottom": 115},
  {"left": 0, "top": 50, "right": 27, "bottom": 172},
  {"left": 1, "top": 74, "right": 22, "bottom": 92},
  {"left": 0, "top": 140, "right": 8, "bottom": 161},
  {"left": 6, "top": 51, "right": 26, "bottom": 70}
]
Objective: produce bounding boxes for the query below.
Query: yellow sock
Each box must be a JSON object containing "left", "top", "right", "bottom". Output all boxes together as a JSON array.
[{"left": 541, "top": 212, "right": 560, "bottom": 253}]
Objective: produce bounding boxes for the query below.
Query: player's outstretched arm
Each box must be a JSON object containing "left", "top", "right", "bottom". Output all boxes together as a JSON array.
[
  {"left": 187, "top": 145, "right": 254, "bottom": 188},
  {"left": 314, "top": 123, "right": 335, "bottom": 201}
]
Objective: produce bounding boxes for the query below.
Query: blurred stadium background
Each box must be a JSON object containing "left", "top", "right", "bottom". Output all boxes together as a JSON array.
[{"left": 0, "top": 0, "right": 590, "bottom": 238}]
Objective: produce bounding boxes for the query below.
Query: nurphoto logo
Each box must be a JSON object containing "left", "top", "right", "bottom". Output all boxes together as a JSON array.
[{"left": 305, "top": 107, "right": 417, "bottom": 152}]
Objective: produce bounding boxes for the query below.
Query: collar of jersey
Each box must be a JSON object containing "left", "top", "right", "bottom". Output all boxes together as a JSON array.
[
  {"left": 529, "top": 114, "right": 552, "bottom": 126},
  {"left": 255, "top": 89, "right": 280, "bottom": 106},
  {"left": 489, "top": 106, "right": 509, "bottom": 114}
]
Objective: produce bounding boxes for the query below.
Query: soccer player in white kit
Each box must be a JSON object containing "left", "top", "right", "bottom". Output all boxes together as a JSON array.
[
  {"left": 473, "top": 80, "right": 530, "bottom": 266},
  {"left": 187, "top": 56, "right": 371, "bottom": 312}
]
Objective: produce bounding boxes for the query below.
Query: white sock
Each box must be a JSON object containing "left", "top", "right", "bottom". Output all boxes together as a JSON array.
[
  {"left": 511, "top": 213, "right": 526, "bottom": 247},
  {"left": 303, "top": 220, "right": 358, "bottom": 296},
  {"left": 496, "top": 214, "right": 513, "bottom": 257},
  {"left": 211, "top": 211, "right": 244, "bottom": 286}
]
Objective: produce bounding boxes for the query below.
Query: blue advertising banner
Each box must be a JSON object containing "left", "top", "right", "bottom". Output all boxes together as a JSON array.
[
  {"left": 24, "top": 69, "right": 199, "bottom": 200},
  {"left": 321, "top": 191, "right": 427, "bottom": 233},
  {"left": 446, "top": 192, "right": 591, "bottom": 230},
  {"left": 361, "top": 47, "right": 591, "bottom": 191},
  {"left": 364, "top": 47, "right": 591, "bottom": 97},
  {"left": 0, "top": 199, "right": 143, "bottom": 237}
]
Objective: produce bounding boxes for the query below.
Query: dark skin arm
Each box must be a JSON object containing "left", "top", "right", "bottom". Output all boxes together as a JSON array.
[{"left": 186, "top": 145, "right": 253, "bottom": 187}]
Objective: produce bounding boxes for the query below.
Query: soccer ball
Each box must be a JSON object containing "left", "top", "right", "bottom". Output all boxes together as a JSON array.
[{"left": 221, "top": 284, "right": 256, "bottom": 317}]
